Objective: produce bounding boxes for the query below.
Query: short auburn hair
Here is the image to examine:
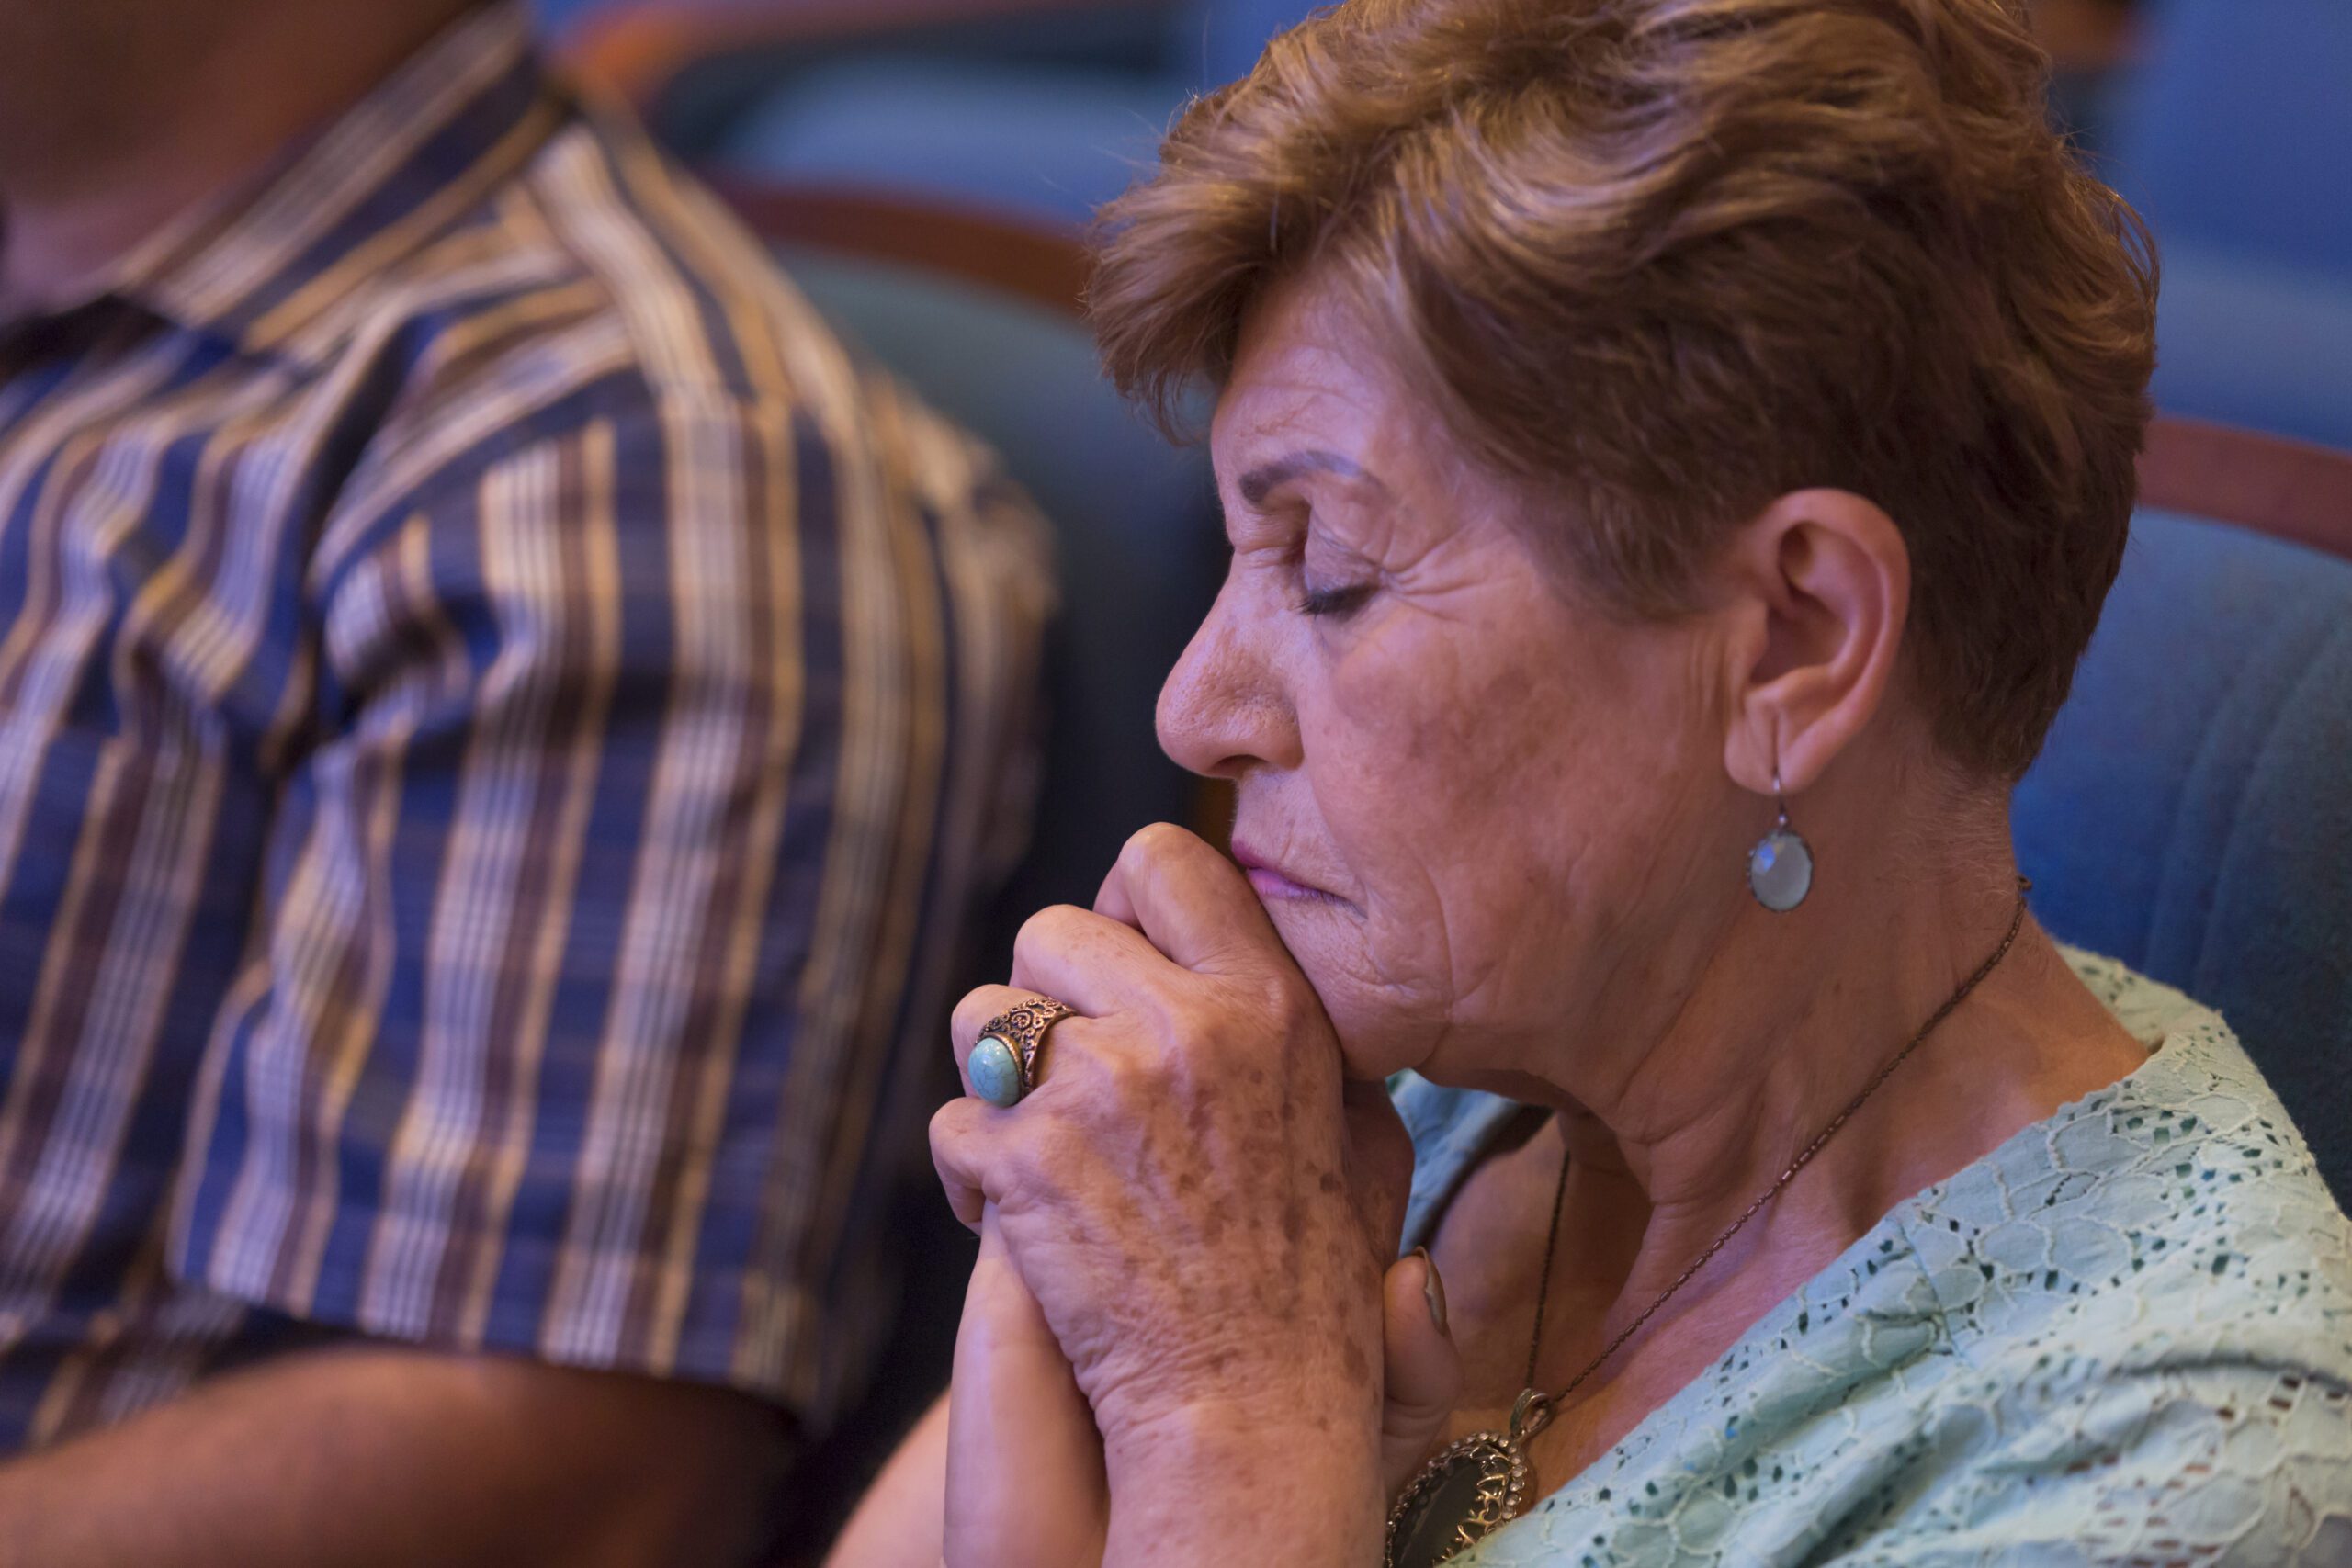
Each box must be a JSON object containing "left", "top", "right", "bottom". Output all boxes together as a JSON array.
[{"left": 1091, "top": 0, "right": 2156, "bottom": 778}]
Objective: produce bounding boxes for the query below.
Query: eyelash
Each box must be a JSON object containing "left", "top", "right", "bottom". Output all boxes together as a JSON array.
[{"left": 1296, "top": 581, "right": 1376, "bottom": 619}]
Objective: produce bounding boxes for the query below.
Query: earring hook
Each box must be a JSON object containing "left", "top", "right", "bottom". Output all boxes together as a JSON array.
[{"left": 1749, "top": 767, "right": 1814, "bottom": 912}]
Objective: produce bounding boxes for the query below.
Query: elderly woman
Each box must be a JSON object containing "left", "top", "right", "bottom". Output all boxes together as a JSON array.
[{"left": 828, "top": 0, "right": 2352, "bottom": 1562}]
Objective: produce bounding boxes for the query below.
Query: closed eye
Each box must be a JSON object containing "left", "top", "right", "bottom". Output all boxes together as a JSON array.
[{"left": 1297, "top": 581, "right": 1376, "bottom": 619}]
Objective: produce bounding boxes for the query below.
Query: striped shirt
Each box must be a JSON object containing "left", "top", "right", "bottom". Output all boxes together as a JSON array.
[{"left": 0, "top": 3, "right": 1048, "bottom": 1449}]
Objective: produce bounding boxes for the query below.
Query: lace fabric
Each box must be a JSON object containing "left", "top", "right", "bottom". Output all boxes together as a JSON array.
[{"left": 1395, "top": 953, "right": 2352, "bottom": 1565}]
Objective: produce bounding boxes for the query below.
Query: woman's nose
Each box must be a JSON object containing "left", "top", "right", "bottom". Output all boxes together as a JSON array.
[{"left": 1156, "top": 583, "right": 1298, "bottom": 780}]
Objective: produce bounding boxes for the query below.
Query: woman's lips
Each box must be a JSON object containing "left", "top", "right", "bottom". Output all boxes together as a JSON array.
[
  {"left": 1243, "top": 864, "right": 1331, "bottom": 901},
  {"left": 1231, "top": 839, "right": 1340, "bottom": 903}
]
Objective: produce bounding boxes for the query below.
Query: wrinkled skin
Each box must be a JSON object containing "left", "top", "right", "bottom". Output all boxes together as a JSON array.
[
  {"left": 923, "top": 268, "right": 1725, "bottom": 1564},
  {"left": 933, "top": 831, "right": 1414, "bottom": 1468},
  {"left": 911, "top": 265, "right": 2141, "bottom": 1568}
]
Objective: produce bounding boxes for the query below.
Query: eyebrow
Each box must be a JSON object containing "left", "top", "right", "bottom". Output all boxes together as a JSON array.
[{"left": 1236, "top": 448, "right": 1385, "bottom": 508}]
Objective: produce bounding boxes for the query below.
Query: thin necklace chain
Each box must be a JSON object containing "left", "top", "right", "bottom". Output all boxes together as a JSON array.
[{"left": 1513, "top": 878, "right": 2033, "bottom": 1431}]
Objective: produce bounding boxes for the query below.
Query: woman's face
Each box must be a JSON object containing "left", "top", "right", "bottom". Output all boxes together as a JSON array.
[{"left": 1158, "top": 274, "right": 1751, "bottom": 1090}]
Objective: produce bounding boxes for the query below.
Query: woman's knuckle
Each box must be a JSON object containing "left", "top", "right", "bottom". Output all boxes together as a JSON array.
[
  {"left": 1012, "top": 903, "right": 1085, "bottom": 969},
  {"left": 950, "top": 987, "right": 999, "bottom": 1038},
  {"left": 935, "top": 1090, "right": 989, "bottom": 1134},
  {"left": 1119, "top": 821, "right": 1189, "bottom": 879},
  {"left": 928, "top": 1099, "right": 972, "bottom": 1157},
  {"left": 1131, "top": 820, "right": 1187, "bottom": 856}
]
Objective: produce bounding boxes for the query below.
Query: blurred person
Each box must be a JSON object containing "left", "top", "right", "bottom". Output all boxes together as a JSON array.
[
  {"left": 829, "top": 0, "right": 2352, "bottom": 1563},
  {"left": 0, "top": 1, "right": 1047, "bottom": 1563}
]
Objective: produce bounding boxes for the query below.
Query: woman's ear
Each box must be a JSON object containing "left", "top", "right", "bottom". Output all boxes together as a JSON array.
[{"left": 1717, "top": 488, "right": 1910, "bottom": 795}]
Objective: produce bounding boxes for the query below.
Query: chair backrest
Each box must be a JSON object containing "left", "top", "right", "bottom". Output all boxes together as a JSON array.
[
  {"left": 2094, "top": 2, "right": 2352, "bottom": 451},
  {"left": 720, "top": 184, "right": 1223, "bottom": 931},
  {"left": 1188, "top": 0, "right": 1314, "bottom": 86},
  {"left": 2143, "top": 242, "right": 2352, "bottom": 453},
  {"left": 2138, "top": 417, "right": 2352, "bottom": 562},
  {"left": 2110, "top": 0, "right": 2352, "bottom": 280},
  {"left": 2017, "top": 423, "right": 2352, "bottom": 1203}
]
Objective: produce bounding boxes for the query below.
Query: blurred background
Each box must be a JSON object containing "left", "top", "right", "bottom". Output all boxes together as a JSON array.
[
  {"left": 508, "top": 0, "right": 2350, "bottom": 1554},
  {"left": 532, "top": 0, "right": 2352, "bottom": 448}
]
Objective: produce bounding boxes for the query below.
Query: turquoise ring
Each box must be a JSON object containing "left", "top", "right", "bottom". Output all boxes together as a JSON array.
[{"left": 968, "top": 998, "right": 1075, "bottom": 1108}]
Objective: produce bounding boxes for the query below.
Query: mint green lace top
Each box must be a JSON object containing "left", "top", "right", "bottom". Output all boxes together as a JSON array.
[{"left": 1394, "top": 954, "right": 2352, "bottom": 1565}]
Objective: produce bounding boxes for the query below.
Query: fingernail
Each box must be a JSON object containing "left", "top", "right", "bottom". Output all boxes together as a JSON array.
[{"left": 1411, "top": 1246, "right": 1449, "bottom": 1334}]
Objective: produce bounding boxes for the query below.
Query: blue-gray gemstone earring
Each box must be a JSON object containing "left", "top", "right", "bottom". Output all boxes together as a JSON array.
[{"left": 1747, "top": 773, "right": 1814, "bottom": 912}]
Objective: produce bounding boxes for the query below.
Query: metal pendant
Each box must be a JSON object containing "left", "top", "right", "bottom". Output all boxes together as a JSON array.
[
  {"left": 1386, "top": 1390, "right": 1553, "bottom": 1568},
  {"left": 1384, "top": 1429, "right": 1532, "bottom": 1568}
]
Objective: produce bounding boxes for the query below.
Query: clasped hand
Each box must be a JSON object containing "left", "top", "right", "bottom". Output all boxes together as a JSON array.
[{"left": 929, "top": 826, "right": 1463, "bottom": 1567}]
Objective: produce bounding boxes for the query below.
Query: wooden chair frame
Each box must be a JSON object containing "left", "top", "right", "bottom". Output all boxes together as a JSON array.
[
  {"left": 2137, "top": 418, "right": 2352, "bottom": 562},
  {"left": 713, "top": 180, "right": 1090, "bottom": 314},
  {"left": 561, "top": 0, "right": 1163, "bottom": 114}
]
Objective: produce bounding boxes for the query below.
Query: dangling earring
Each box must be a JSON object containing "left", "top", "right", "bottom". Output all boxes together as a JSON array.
[{"left": 1747, "top": 771, "right": 1815, "bottom": 912}]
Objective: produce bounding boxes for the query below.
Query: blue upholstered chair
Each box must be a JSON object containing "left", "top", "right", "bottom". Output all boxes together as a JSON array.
[
  {"left": 588, "top": 0, "right": 1315, "bottom": 226},
  {"left": 2031, "top": 6, "right": 2352, "bottom": 1071},
  {"left": 2105, "top": 0, "right": 2352, "bottom": 449},
  {"left": 713, "top": 57, "right": 1175, "bottom": 224},
  {"left": 2147, "top": 245, "right": 2352, "bottom": 454},
  {"left": 2109, "top": 0, "right": 2352, "bottom": 284},
  {"left": 2016, "top": 483, "right": 2352, "bottom": 1205},
  {"left": 2054, "top": 0, "right": 2352, "bottom": 1135}
]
